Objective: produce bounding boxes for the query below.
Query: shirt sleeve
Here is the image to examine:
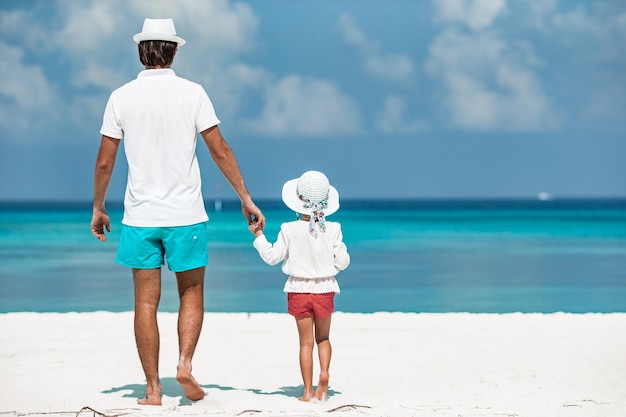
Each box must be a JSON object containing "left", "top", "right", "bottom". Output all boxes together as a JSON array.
[
  {"left": 253, "top": 230, "right": 289, "bottom": 266},
  {"left": 99, "top": 93, "right": 124, "bottom": 139},
  {"left": 196, "top": 87, "right": 221, "bottom": 133},
  {"left": 333, "top": 225, "right": 350, "bottom": 273}
]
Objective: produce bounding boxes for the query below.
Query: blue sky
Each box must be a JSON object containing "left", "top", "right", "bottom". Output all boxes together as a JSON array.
[{"left": 1, "top": 0, "right": 624, "bottom": 201}]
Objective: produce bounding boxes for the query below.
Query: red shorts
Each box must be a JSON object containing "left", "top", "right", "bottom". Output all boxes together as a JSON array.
[{"left": 287, "top": 292, "right": 335, "bottom": 319}]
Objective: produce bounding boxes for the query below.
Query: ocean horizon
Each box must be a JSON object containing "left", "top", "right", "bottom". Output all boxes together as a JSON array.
[{"left": 1, "top": 198, "right": 625, "bottom": 314}]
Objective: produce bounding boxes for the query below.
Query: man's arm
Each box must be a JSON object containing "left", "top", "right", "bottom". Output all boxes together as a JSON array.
[
  {"left": 201, "top": 125, "right": 265, "bottom": 229},
  {"left": 91, "top": 135, "right": 120, "bottom": 242}
]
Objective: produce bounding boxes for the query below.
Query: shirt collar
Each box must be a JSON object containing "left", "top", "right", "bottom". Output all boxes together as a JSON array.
[{"left": 137, "top": 68, "right": 175, "bottom": 78}]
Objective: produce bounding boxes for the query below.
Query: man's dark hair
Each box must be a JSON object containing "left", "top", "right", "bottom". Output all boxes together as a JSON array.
[{"left": 138, "top": 40, "right": 177, "bottom": 67}]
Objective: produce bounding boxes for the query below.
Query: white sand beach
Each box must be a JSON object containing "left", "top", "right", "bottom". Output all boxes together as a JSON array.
[{"left": 1, "top": 312, "right": 625, "bottom": 417}]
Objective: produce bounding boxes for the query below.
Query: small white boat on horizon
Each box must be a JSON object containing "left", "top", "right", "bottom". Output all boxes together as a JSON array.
[{"left": 537, "top": 192, "right": 554, "bottom": 201}]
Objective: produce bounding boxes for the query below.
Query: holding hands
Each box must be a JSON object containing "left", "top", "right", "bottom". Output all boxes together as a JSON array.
[
  {"left": 248, "top": 216, "right": 264, "bottom": 237},
  {"left": 242, "top": 197, "right": 265, "bottom": 237}
]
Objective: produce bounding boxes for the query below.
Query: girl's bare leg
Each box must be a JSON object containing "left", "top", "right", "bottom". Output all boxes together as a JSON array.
[
  {"left": 314, "top": 314, "right": 332, "bottom": 401},
  {"left": 295, "top": 315, "right": 315, "bottom": 401}
]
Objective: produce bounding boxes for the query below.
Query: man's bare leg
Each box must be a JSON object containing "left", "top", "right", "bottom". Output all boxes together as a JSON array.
[
  {"left": 295, "top": 315, "right": 315, "bottom": 401},
  {"left": 175, "top": 267, "right": 206, "bottom": 401},
  {"left": 133, "top": 268, "right": 163, "bottom": 405},
  {"left": 314, "top": 314, "right": 332, "bottom": 401}
]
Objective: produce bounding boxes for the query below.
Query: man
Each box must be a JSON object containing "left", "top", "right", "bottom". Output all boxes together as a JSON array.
[{"left": 90, "top": 18, "right": 265, "bottom": 405}]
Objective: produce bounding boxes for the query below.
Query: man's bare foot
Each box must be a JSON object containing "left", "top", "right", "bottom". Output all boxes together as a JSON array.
[
  {"left": 314, "top": 372, "right": 329, "bottom": 401},
  {"left": 298, "top": 388, "right": 315, "bottom": 402},
  {"left": 176, "top": 365, "right": 205, "bottom": 401},
  {"left": 137, "top": 385, "right": 162, "bottom": 405}
]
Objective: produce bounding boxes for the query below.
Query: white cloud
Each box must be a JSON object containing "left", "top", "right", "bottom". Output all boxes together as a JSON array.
[
  {"left": 45, "top": 0, "right": 258, "bottom": 57},
  {"left": 548, "top": 2, "right": 626, "bottom": 128},
  {"left": 375, "top": 95, "right": 428, "bottom": 135},
  {"left": 336, "top": 13, "right": 416, "bottom": 84},
  {"left": 433, "top": 0, "right": 507, "bottom": 31},
  {"left": 70, "top": 59, "right": 130, "bottom": 91},
  {"left": 443, "top": 73, "right": 499, "bottom": 130},
  {"left": 242, "top": 75, "right": 361, "bottom": 137},
  {"left": 0, "top": 41, "right": 59, "bottom": 137},
  {"left": 52, "top": 0, "right": 125, "bottom": 54},
  {"left": 428, "top": 1, "right": 563, "bottom": 131},
  {"left": 0, "top": 0, "right": 263, "bottom": 142},
  {"left": 425, "top": 29, "right": 560, "bottom": 131},
  {"left": 336, "top": 12, "right": 367, "bottom": 46},
  {"left": 0, "top": 8, "right": 49, "bottom": 50},
  {"left": 129, "top": 0, "right": 259, "bottom": 56},
  {"left": 524, "top": 0, "right": 559, "bottom": 29},
  {"left": 1, "top": 0, "right": 370, "bottom": 142},
  {"left": 47, "top": 0, "right": 259, "bottom": 85},
  {"left": 364, "top": 54, "right": 416, "bottom": 85},
  {"left": 552, "top": 4, "right": 603, "bottom": 36},
  {"left": 201, "top": 62, "right": 272, "bottom": 120},
  {"left": 551, "top": 2, "right": 626, "bottom": 47}
]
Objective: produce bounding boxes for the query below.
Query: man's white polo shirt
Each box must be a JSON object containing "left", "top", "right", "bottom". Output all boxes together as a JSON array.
[{"left": 100, "top": 69, "right": 220, "bottom": 227}]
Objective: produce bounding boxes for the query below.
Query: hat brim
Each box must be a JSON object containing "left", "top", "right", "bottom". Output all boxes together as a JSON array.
[
  {"left": 281, "top": 178, "right": 339, "bottom": 216},
  {"left": 133, "top": 32, "right": 186, "bottom": 46}
]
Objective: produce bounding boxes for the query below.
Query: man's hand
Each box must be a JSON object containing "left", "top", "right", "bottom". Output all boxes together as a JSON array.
[
  {"left": 91, "top": 209, "right": 111, "bottom": 242},
  {"left": 242, "top": 199, "right": 265, "bottom": 231}
]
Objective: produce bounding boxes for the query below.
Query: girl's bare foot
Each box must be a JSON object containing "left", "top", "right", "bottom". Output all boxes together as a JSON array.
[
  {"left": 138, "top": 385, "right": 162, "bottom": 405},
  {"left": 176, "top": 365, "right": 205, "bottom": 401},
  {"left": 314, "top": 372, "right": 329, "bottom": 401}
]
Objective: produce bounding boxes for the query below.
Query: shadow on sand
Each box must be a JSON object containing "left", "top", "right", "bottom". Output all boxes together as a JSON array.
[{"left": 103, "top": 378, "right": 341, "bottom": 405}]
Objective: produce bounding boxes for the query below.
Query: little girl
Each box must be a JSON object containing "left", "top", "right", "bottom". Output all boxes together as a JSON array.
[{"left": 248, "top": 170, "right": 350, "bottom": 402}]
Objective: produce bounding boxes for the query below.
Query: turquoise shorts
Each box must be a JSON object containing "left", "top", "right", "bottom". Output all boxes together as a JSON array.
[{"left": 116, "top": 222, "right": 209, "bottom": 272}]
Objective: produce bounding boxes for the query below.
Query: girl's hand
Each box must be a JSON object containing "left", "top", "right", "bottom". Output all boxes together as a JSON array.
[{"left": 248, "top": 218, "right": 264, "bottom": 237}]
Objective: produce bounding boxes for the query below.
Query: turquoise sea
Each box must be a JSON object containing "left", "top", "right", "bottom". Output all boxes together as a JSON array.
[{"left": 1, "top": 199, "right": 625, "bottom": 314}]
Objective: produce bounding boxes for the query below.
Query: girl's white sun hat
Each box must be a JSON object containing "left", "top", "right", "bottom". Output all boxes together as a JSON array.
[
  {"left": 133, "top": 18, "right": 186, "bottom": 46},
  {"left": 281, "top": 171, "right": 339, "bottom": 216}
]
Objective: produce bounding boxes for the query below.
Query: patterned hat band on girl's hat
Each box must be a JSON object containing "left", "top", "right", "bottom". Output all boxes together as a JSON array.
[
  {"left": 282, "top": 171, "right": 340, "bottom": 236},
  {"left": 298, "top": 190, "right": 328, "bottom": 235}
]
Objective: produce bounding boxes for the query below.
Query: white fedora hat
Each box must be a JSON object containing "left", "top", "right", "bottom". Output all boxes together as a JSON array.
[
  {"left": 133, "top": 18, "right": 186, "bottom": 46},
  {"left": 282, "top": 171, "right": 340, "bottom": 216}
]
